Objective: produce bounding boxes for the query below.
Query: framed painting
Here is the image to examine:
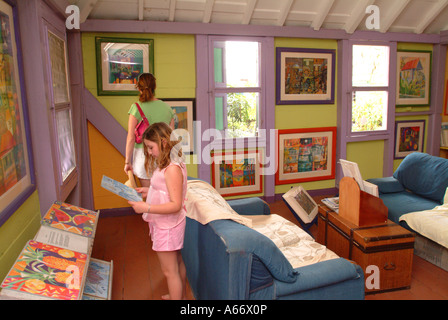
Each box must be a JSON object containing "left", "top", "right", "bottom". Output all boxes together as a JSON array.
[
  {"left": 95, "top": 37, "right": 154, "bottom": 96},
  {"left": 211, "top": 149, "right": 263, "bottom": 197},
  {"left": 276, "top": 127, "right": 336, "bottom": 185},
  {"left": 163, "top": 99, "right": 195, "bottom": 154},
  {"left": 394, "top": 120, "right": 425, "bottom": 159},
  {"left": 0, "top": 1, "right": 35, "bottom": 226},
  {"left": 396, "top": 50, "right": 431, "bottom": 106},
  {"left": 276, "top": 47, "right": 335, "bottom": 105},
  {"left": 444, "top": 80, "right": 448, "bottom": 115}
]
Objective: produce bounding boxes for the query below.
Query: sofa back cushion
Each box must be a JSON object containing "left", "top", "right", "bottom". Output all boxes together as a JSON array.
[{"left": 393, "top": 152, "right": 448, "bottom": 203}]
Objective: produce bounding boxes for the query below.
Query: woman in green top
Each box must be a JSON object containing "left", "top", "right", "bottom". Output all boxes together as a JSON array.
[{"left": 125, "top": 73, "right": 174, "bottom": 187}]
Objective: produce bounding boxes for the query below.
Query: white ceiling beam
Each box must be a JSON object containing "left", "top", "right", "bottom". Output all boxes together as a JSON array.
[
  {"left": 277, "top": 0, "right": 294, "bottom": 26},
  {"left": 242, "top": 0, "right": 257, "bottom": 25},
  {"left": 379, "top": 0, "right": 410, "bottom": 33},
  {"left": 169, "top": 0, "right": 177, "bottom": 22},
  {"left": 203, "top": 0, "right": 215, "bottom": 23},
  {"left": 415, "top": 0, "right": 448, "bottom": 34},
  {"left": 344, "top": 0, "right": 375, "bottom": 34},
  {"left": 311, "top": 0, "right": 335, "bottom": 31},
  {"left": 78, "top": 0, "right": 98, "bottom": 23},
  {"left": 138, "top": 0, "right": 144, "bottom": 21}
]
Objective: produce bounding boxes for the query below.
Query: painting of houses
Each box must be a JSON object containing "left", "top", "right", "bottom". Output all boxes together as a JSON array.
[{"left": 396, "top": 51, "right": 431, "bottom": 106}]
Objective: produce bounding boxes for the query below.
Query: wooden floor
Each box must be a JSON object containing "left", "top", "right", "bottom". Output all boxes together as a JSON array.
[{"left": 92, "top": 198, "right": 448, "bottom": 300}]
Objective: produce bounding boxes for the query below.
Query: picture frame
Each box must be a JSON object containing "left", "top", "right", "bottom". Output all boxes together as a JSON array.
[
  {"left": 0, "top": 1, "right": 35, "bottom": 226},
  {"left": 211, "top": 149, "right": 263, "bottom": 197},
  {"left": 95, "top": 37, "right": 154, "bottom": 96},
  {"left": 396, "top": 50, "right": 431, "bottom": 106},
  {"left": 276, "top": 47, "right": 335, "bottom": 105},
  {"left": 162, "top": 98, "right": 195, "bottom": 154},
  {"left": 282, "top": 185, "right": 318, "bottom": 225},
  {"left": 394, "top": 120, "right": 425, "bottom": 159},
  {"left": 276, "top": 127, "right": 336, "bottom": 185},
  {"left": 444, "top": 80, "right": 448, "bottom": 115}
]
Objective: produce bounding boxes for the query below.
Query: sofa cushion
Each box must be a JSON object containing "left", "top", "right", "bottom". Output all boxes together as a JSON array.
[
  {"left": 393, "top": 152, "right": 448, "bottom": 203},
  {"left": 367, "top": 177, "right": 405, "bottom": 194},
  {"left": 379, "top": 191, "right": 440, "bottom": 224}
]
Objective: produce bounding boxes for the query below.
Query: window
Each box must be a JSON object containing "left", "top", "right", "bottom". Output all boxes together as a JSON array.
[
  {"left": 46, "top": 27, "right": 77, "bottom": 200},
  {"left": 211, "top": 39, "right": 262, "bottom": 139},
  {"left": 351, "top": 45, "right": 389, "bottom": 133}
]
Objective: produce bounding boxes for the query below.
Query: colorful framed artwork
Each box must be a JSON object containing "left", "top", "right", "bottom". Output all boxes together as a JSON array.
[
  {"left": 211, "top": 149, "right": 263, "bottom": 197},
  {"left": 162, "top": 98, "right": 195, "bottom": 154},
  {"left": 95, "top": 37, "right": 154, "bottom": 96},
  {"left": 276, "top": 47, "right": 335, "bottom": 105},
  {"left": 0, "top": 1, "right": 35, "bottom": 226},
  {"left": 276, "top": 127, "right": 336, "bottom": 185},
  {"left": 396, "top": 50, "right": 431, "bottom": 106},
  {"left": 394, "top": 120, "right": 425, "bottom": 159},
  {"left": 444, "top": 80, "right": 448, "bottom": 115}
]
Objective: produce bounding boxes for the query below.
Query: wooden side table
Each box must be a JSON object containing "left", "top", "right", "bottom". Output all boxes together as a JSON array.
[{"left": 317, "top": 204, "right": 415, "bottom": 293}]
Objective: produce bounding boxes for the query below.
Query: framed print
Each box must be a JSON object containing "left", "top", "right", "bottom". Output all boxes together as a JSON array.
[
  {"left": 394, "top": 120, "right": 425, "bottom": 159},
  {"left": 95, "top": 37, "right": 154, "bottom": 96},
  {"left": 396, "top": 50, "right": 431, "bottom": 106},
  {"left": 276, "top": 47, "right": 335, "bottom": 105},
  {"left": 211, "top": 149, "right": 263, "bottom": 197},
  {"left": 444, "top": 80, "right": 448, "bottom": 115},
  {"left": 0, "top": 1, "right": 35, "bottom": 226},
  {"left": 276, "top": 127, "right": 336, "bottom": 185},
  {"left": 163, "top": 99, "right": 195, "bottom": 154}
]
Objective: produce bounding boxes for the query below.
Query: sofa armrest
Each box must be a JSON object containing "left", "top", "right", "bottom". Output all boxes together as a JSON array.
[
  {"left": 227, "top": 197, "right": 270, "bottom": 216},
  {"left": 275, "top": 258, "right": 364, "bottom": 297},
  {"left": 366, "top": 177, "right": 405, "bottom": 194}
]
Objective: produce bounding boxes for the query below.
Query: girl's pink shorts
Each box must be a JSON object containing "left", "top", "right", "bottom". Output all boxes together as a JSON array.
[{"left": 148, "top": 219, "right": 186, "bottom": 252}]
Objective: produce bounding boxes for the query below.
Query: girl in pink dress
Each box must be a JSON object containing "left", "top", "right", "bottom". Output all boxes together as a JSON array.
[{"left": 129, "top": 122, "right": 187, "bottom": 300}]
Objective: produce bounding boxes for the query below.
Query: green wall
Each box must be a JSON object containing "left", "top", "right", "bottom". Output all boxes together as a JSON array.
[
  {"left": 0, "top": 192, "right": 41, "bottom": 282},
  {"left": 82, "top": 33, "right": 196, "bottom": 128},
  {"left": 82, "top": 32, "right": 197, "bottom": 177},
  {"left": 82, "top": 33, "right": 433, "bottom": 197},
  {"left": 274, "top": 38, "right": 339, "bottom": 194}
]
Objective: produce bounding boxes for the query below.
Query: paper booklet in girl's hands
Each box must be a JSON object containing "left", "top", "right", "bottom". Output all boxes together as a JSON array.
[{"left": 101, "top": 175, "right": 142, "bottom": 202}]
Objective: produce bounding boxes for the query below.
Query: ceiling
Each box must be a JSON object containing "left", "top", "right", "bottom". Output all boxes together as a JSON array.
[{"left": 64, "top": 0, "right": 448, "bottom": 35}]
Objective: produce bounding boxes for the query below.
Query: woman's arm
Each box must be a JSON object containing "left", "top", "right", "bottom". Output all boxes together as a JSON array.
[{"left": 124, "top": 114, "right": 138, "bottom": 174}]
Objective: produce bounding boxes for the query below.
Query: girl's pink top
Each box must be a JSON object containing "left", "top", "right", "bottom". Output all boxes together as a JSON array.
[{"left": 142, "top": 161, "right": 187, "bottom": 229}]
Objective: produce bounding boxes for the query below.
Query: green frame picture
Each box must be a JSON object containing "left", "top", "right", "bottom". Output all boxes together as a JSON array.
[{"left": 95, "top": 37, "right": 154, "bottom": 96}]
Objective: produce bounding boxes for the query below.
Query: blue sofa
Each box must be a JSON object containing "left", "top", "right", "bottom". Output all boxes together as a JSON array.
[
  {"left": 367, "top": 152, "right": 448, "bottom": 229},
  {"left": 181, "top": 196, "right": 365, "bottom": 300}
]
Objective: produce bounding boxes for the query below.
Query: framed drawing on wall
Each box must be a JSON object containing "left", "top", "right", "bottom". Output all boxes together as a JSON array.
[
  {"left": 95, "top": 37, "right": 154, "bottom": 96},
  {"left": 276, "top": 47, "right": 335, "bottom": 105},
  {"left": 162, "top": 99, "right": 195, "bottom": 154},
  {"left": 0, "top": 1, "right": 35, "bottom": 226},
  {"left": 396, "top": 50, "right": 431, "bottom": 106},
  {"left": 394, "top": 120, "right": 425, "bottom": 159},
  {"left": 276, "top": 127, "right": 336, "bottom": 185},
  {"left": 211, "top": 149, "right": 263, "bottom": 197}
]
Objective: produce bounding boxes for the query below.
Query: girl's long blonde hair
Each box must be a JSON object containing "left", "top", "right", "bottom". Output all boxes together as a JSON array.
[{"left": 143, "top": 122, "right": 183, "bottom": 174}]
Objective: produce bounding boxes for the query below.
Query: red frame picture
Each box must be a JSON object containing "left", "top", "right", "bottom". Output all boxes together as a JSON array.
[{"left": 276, "top": 127, "right": 336, "bottom": 185}]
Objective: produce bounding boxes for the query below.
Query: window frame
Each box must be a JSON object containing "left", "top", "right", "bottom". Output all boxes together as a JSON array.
[
  {"left": 43, "top": 23, "right": 78, "bottom": 201},
  {"left": 207, "top": 36, "right": 267, "bottom": 148},
  {"left": 347, "top": 40, "right": 395, "bottom": 140}
]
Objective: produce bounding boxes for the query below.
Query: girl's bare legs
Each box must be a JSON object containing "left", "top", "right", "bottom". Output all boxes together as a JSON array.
[{"left": 157, "top": 250, "right": 186, "bottom": 300}]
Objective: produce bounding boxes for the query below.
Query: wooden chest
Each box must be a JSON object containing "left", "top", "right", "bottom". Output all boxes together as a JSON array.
[{"left": 317, "top": 205, "right": 415, "bottom": 293}]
